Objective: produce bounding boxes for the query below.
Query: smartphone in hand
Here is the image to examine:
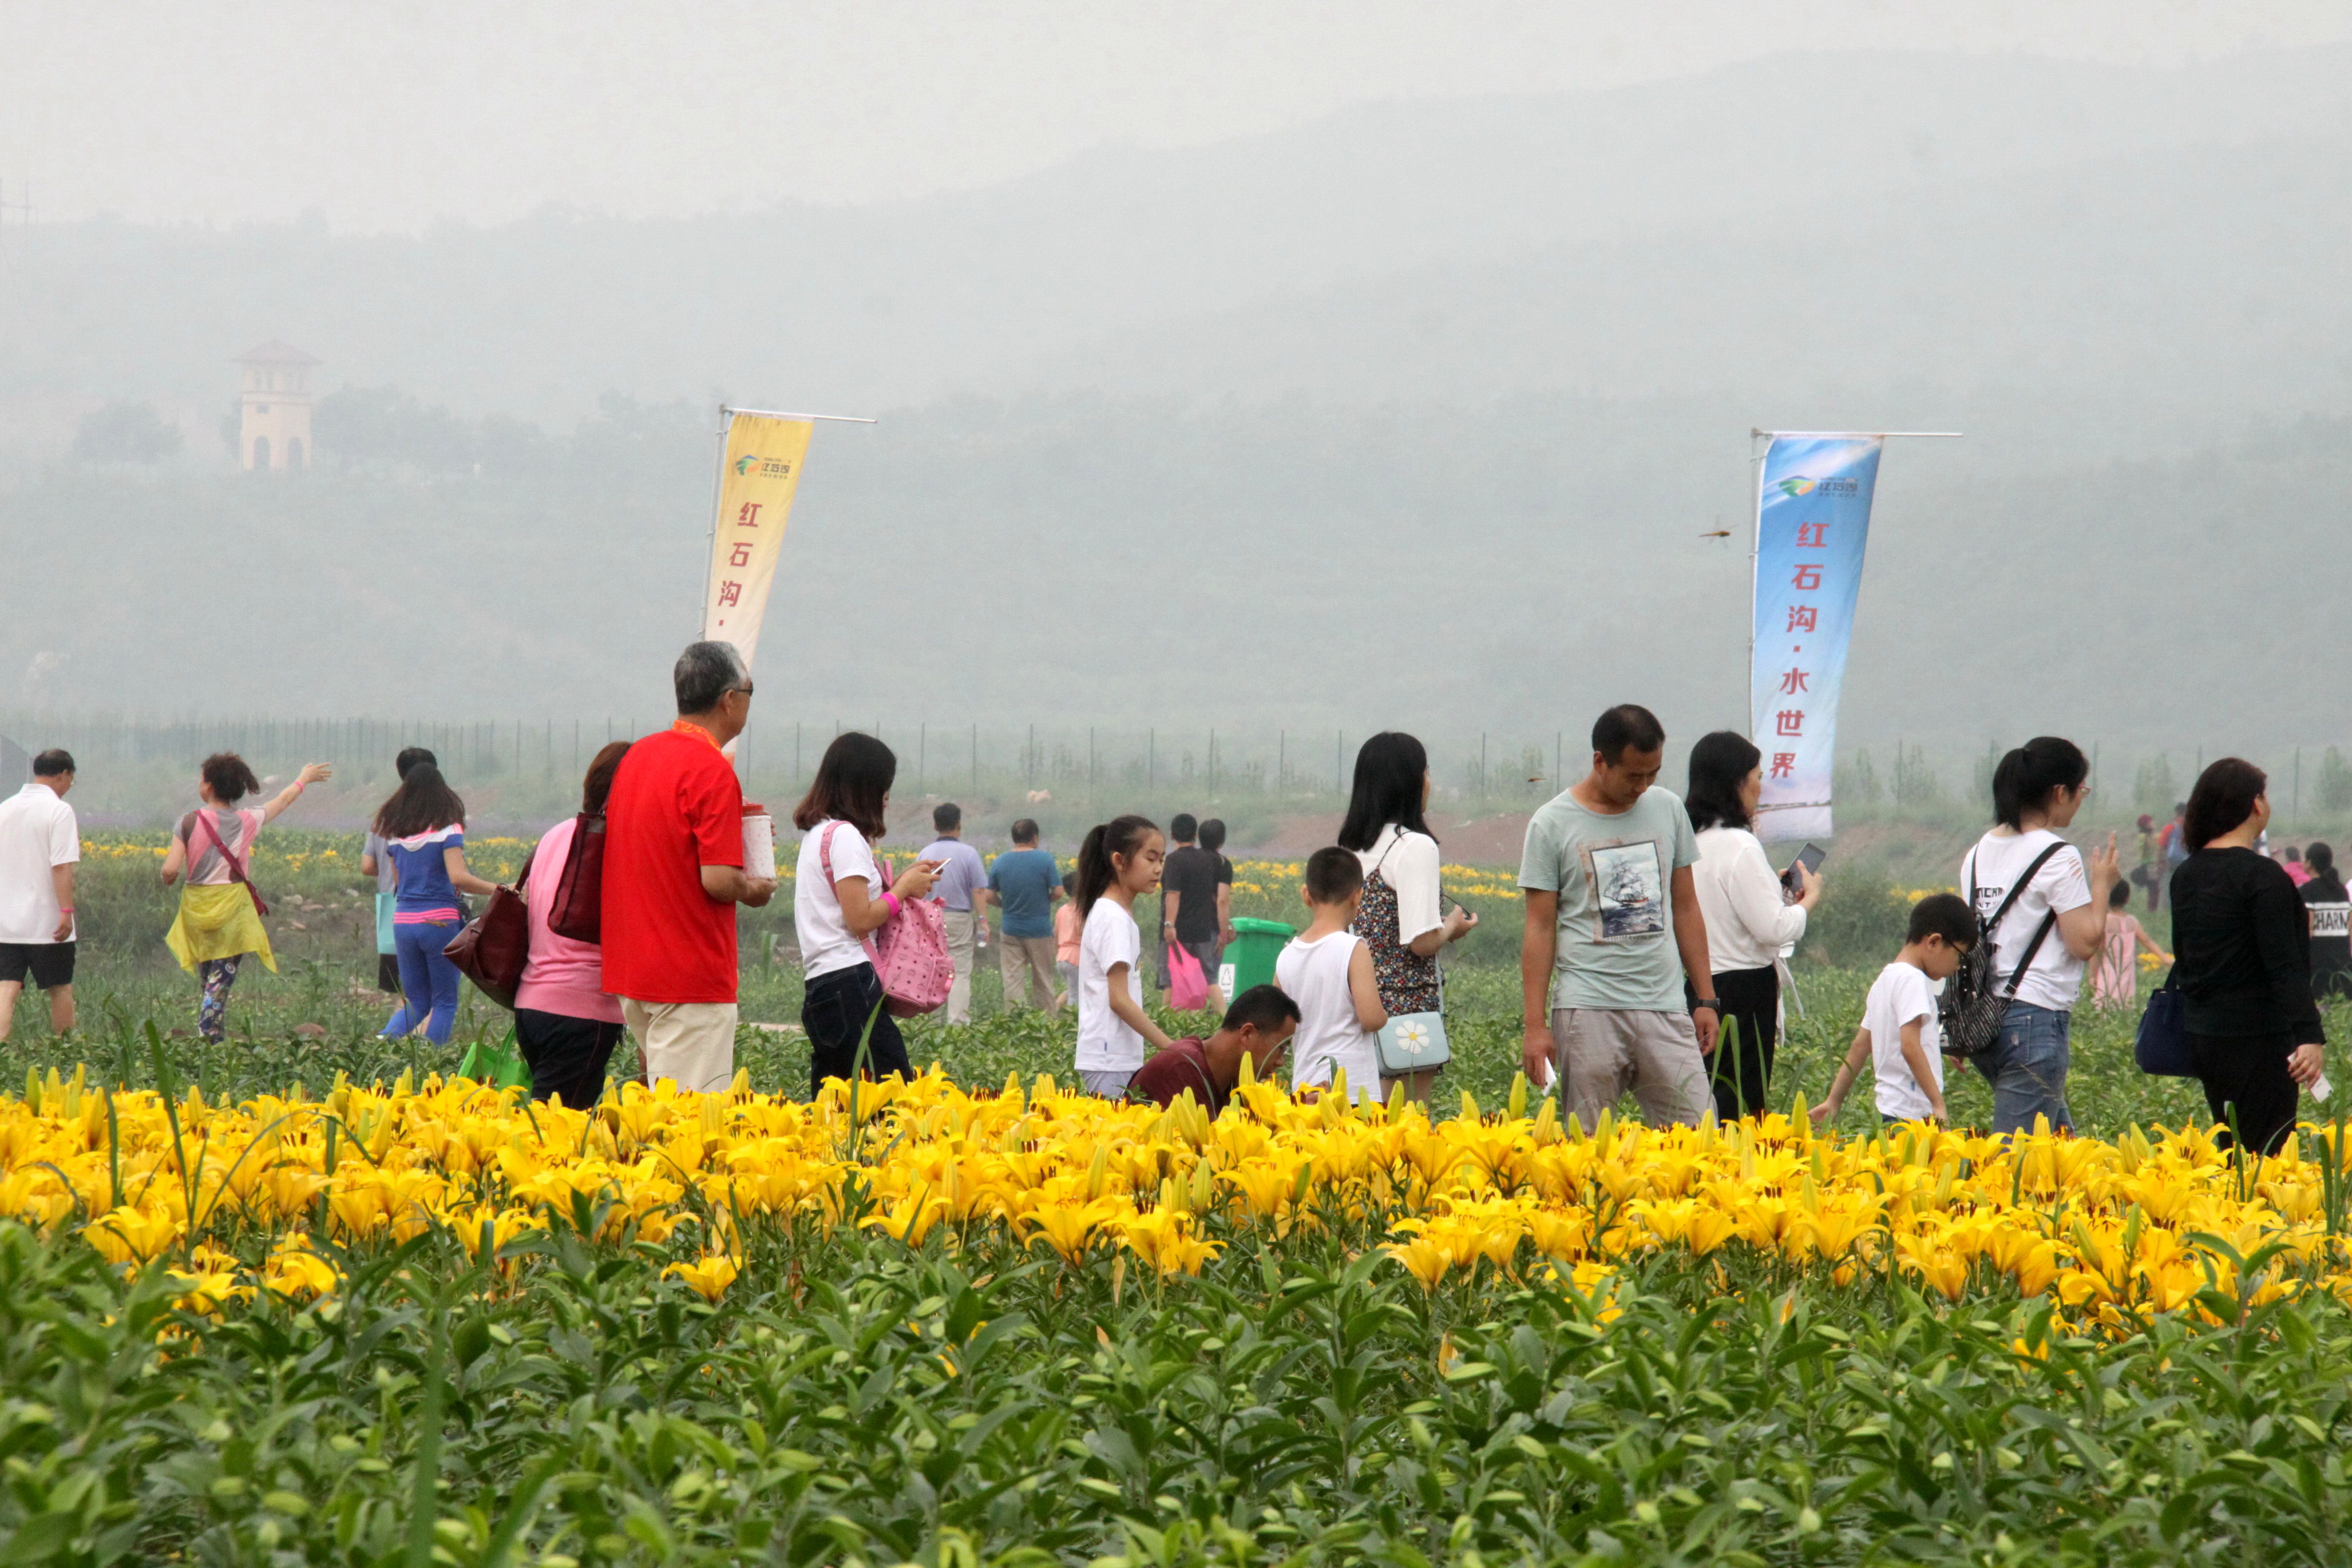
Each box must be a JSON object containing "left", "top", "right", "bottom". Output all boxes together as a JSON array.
[{"left": 1780, "top": 842, "right": 1826, "bottom": 897}]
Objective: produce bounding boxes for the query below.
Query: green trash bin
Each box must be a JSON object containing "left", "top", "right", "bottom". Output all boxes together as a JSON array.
[{"left": 1219, "top": 917, "right": 1295, "bottom": 1001}]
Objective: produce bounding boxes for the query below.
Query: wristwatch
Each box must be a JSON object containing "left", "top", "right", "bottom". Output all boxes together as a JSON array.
[{"left": 1690, "top": 997, "right": 1721, "bottom": 1015}]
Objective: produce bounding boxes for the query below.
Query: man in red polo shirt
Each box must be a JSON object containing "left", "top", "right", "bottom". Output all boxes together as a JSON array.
[{"left": 600, "top": 641, "right": 777, "bottom": 1091}]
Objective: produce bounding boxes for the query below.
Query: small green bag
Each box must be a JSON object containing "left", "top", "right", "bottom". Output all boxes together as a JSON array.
[{"left": 457, "top": 1027, "right": 532, "bottom": 1093}]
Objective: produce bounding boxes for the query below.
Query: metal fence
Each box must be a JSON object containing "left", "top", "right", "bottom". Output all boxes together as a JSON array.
[{"left": 9, "top": 711, "right": 2351, "bottom": 832}]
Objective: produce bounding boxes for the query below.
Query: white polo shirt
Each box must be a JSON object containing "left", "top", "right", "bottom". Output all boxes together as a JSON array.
[{"left": 0, "top": 782, "right": 80, "bottom": 944}]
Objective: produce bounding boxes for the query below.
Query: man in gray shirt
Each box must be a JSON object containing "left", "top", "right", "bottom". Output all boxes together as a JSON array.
[
  {"left": 1519, "top": 704, "right": 1721, "bottom": 1128},
  {"left": 917, "top": 802, "right": 991, "bottom": 1025}
]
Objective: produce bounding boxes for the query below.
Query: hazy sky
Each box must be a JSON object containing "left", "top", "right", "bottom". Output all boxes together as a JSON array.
[{"left": 9, "top": 0, "right": 2351, "bottom": 231}]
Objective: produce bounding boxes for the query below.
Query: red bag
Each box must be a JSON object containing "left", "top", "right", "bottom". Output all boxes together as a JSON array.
[
  {"left": 443, "top": 848, "right": 534, "bottom": 1009},
  {"left": 547, "top": 813, "right": 606, "bottom": 943}
]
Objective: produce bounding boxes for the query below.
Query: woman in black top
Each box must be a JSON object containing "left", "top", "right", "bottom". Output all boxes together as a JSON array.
[
  {"left": 2300, "top": 841, "right": 2352, "bottom": 999},
  {"left": 2168, "top": 758, "right": 2326, "bottom": 1155}
]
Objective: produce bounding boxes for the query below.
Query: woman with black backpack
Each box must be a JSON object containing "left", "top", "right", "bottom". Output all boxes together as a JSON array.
[{"left": 1957, "top": 737, "right": 2121, "bottom": 1135}]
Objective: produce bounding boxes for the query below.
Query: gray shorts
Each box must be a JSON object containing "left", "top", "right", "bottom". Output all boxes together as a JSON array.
[
  {"left": 1079, "top": 1069, "right": 1134, "bottom": 1099},
  {"left": 1550, "top": 1006, "right": 1710, "bottom": 1130}
]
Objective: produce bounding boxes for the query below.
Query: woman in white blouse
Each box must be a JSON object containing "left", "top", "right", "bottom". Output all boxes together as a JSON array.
[{"left": 1686, "top": 731, "right": 1822, "bottom": 1120}]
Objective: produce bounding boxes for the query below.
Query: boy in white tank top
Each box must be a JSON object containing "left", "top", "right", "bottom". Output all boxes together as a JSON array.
[{"left": 1277, "top": 848, "right": 1390, "bottom": 1105}]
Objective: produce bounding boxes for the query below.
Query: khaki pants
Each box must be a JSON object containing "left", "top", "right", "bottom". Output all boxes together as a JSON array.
[
  {"left": 1550, "top": 1006, "right": 1710, "bottom": 1130},
  {"left": 998, "top": 933, "right": 1060, "bottom": 1009},
  {"left": 621, "top": 998, "right": 739, "bottom": 1093},
  {"left": 942, "top": 909, "right": 980, "bottom": 1024}
]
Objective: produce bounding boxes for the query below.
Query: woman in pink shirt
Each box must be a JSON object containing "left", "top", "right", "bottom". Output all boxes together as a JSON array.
[{"left": 514, "top": 743, "right": 631, "bottom": 1106}]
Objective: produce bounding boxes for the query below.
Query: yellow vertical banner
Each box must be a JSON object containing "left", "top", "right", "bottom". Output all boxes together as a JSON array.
[{"left": 702, "top": 411, "right": 815, "bottom": 672}]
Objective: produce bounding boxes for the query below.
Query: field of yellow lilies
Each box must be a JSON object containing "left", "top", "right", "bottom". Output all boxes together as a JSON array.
[{"left": 7, "top": 1041, "right": 2352, "bottom": 1565}]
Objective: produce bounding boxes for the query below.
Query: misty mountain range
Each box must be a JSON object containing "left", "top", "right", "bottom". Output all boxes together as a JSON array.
[{"left": 3, "top": 47, "right": 2349, "bottom": 758}]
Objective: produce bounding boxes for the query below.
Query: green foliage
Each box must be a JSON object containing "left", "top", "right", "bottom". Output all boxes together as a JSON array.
[
  {"left": 2136, "top": 752, "right": 2178, "bottom": 814},
  {"left": 69, "top": 400, "right": 182, "bottom": 465},
  {"left": 1834, "top": 749, "right": 1882, "bottom": 805},
  {"left": 1893, "top": 742, "right": 1943, "bottom": 809},
  {"left": 2320, "top": 747, "right": 2352, "bottom": 814},
  {"left": 4, "top": 1184, "right": 2352, "bottom": 1565},
  {"left": 1795, "top": 870, "right": 1913, "bottom": 972}
]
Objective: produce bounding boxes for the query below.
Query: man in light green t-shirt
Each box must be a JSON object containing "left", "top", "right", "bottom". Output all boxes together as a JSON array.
[{"left": 1519, "top": 704, "right": 1721, "bottom": 1128}]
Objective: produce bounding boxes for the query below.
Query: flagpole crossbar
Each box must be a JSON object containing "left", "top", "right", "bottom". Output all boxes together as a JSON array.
[
  {"left": 1750, "top": 429, "right": 1961, "bottom": 439},
  {"left": 725, "top": 406, "right": 878, "bottom": 424}
]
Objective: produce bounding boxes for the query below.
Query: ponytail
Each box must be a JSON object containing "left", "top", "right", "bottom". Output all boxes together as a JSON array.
[
  {"left": 1076, "top": 814, "right": 1158, "bottom": 917},
  {"left": 1990, "top": 736, "right": 2088, "bottom": 829}
]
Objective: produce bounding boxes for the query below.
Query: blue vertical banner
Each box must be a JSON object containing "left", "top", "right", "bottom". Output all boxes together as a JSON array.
[{"left": 1751, "top": 435, "right": 1882, "bottom": 843}]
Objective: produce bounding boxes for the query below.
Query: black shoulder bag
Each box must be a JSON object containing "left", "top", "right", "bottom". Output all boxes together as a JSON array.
[{"left": 1941, "top": 841, "right": 2069, "bottom": 1058}]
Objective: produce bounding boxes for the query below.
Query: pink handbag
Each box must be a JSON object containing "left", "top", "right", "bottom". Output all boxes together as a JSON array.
[
  {"left": 1166, "top": 941, "right": 1209, "bottom": 1011},
  {"left": 820, "top": 822, "right": 954, "bottom": 1018}
]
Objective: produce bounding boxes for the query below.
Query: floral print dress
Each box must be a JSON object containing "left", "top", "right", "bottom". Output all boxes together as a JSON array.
[{"left": 1352, "top": 843, "right": 1440, "bottom": 1017}]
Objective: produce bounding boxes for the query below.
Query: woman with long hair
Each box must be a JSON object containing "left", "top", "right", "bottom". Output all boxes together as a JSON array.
[
  {"left": 791, "top": 733, "right": 941, "bottom": 1096},
  {"left": 373, "top": 763, "right": 497, "bottom": 1044},
  {"left": 513, "top": 742, "right": 631, "bottom": 1107},
  {"left": 1074, "top": 814, "right": 1173, "bottom": 1097},
  {"left": 1684, "top": 730, "right": 1820, "bottom": 1119},
  {"left": 1957, "top": 737, "right": 2121, "bottom": 1134},
  {"left": 161, "top": 751, "right": 332, "bottom": 1042},
  {"left": 1336, "top": 732, "right": 1476, "bottom": 1103},
  {"left": 2170, "top": 759, "right": 2327, "bottom": 1155},
  {"left": 2301, "top": 841, "right": 2352, "bottom": 1000}
]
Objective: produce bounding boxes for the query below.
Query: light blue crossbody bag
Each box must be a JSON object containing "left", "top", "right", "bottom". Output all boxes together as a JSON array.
[
  {"left": 1367, "top": 835, "right": 1452, "bottom": 1075},
  {"left": 1375, "top": 967, "right": 1451, "bottom": 1075}
]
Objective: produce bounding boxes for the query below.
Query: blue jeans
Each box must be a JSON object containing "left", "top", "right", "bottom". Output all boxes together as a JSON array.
[
  {"left": 1972, "top": 1001, "right": 2072, "bottom": 1135},
  {"left": 385, "top": 918, "right": 462, "bottom": 1044}
]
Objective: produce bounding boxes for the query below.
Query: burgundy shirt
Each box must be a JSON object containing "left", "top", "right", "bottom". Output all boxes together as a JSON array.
[{"left": 1128, "top": 1037, "right": 1225, "bottom": 1114}]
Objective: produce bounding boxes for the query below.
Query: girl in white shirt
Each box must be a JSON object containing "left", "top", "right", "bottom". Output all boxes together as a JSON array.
[
  {"left": 1074, "top": 815, "right": 1172, "bottom": 1097},
  {"left": 791, "top": 733, "right": 942, "bottom": 1097},
  {"left": 1959, "top": 736, "right": 2122, "bottom": 1135},
  {"left": 1278, "top": 848, "right": 1389, "bottom": 1106},
  {"left": 1686, "top": 732, "right": 1822, "bottom": 1120}
]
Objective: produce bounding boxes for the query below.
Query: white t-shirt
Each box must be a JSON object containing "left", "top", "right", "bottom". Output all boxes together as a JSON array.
[
  {"left": 1863, "top": 960, "right": 1943, "bottom": 1121},
  {"left": 1691, "top": 825, "right": 1808, "bottom": 973},
  {"left": 1962, "top": 830, "right": 2093, "bottom": 1012},
  {"left": 1355, "top": 825, "right": 1443, "bottom": 945},
  {"left": 1277, "top": 930, "right": 1379, "bottom": 1104},
  {"left": 1076, "top": 899, "right": 1146, "bottom": 1072},
  {"left": 0, "top": 783, "right": 79, "bottom": 944},
  {"left": 794, "top": 820, "right": 880, "bottom": 981}
]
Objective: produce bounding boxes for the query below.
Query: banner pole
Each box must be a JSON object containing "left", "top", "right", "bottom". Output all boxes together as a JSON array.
[
  {"left": 701, "top": 405, "right": 729, "bottom": 635},
  {"left": 1748, "top": 432, "right": 1768, "bottom": 737}
]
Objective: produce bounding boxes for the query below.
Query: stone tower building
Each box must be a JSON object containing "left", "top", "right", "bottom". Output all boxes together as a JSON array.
[{"left": 235, "top": 341, "right": 318, "bottom": 471}]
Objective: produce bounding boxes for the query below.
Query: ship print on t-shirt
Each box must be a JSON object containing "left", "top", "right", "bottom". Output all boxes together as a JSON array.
[{"left": 1583, "top": 839, "right": 1667, "bottom": 940}]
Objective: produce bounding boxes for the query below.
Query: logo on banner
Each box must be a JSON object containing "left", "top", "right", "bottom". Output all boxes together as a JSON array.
[
  {"left": 734, "top": 454, "right": 794, "bottom": 477},
  {"left": 1776, "top": 475, "right": 1857, "bottom": 499}
]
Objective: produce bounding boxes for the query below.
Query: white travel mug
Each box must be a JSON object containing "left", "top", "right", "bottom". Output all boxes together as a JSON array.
[{"left": 740, "top": 804, "right": 777, "bottom": 881}]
